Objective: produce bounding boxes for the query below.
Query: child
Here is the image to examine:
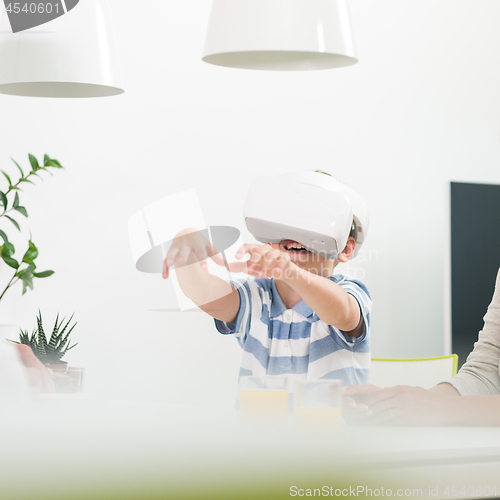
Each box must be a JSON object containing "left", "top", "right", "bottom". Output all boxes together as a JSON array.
[{"left": 162, "top": 172, "right": 371, "bottom": 386}]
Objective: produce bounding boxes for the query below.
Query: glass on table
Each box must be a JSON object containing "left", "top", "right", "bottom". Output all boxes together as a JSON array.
[
  {"left": 294, "top": 379, "right": 342, "bottom": 433},
  {"left": 51, "top": 367, "right": 85, "bottom": 394},
  {"left": 65, "top": 367, "right": 85, "bottom": 393},
  {"left": 239, "top": 376, "right": 289, "bottom": 428}
]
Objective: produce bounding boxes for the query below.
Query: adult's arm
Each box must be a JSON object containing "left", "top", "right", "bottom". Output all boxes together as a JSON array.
[
  {"left": 345, "top": 383, "right": 500, "bottom": 426},
  {"left": 447, "top": 268, "right": 500, "bottom": 395},
  {"left": 376, "top": 387, "right": 500, "bottom": 426},
  {"left": 15, "top": 344, "right": 55, "bottom": 393}
]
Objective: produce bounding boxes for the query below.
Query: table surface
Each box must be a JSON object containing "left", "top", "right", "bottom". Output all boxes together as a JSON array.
[{"left": 1, "top": 398, "right": 499, "bottom": 500}]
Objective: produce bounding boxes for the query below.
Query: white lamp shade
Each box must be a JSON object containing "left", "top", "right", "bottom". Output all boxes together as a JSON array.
[
  {"left": 0, "top": 0, "right": 123, "bottom": 97},
  {"left": 202, "top": 0, "right": 357, "bottom": 71}
]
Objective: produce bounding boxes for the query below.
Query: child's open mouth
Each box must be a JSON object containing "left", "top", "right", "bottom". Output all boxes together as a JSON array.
[{"left": 282, "top": 240, "right": 310, "bottom": 254}]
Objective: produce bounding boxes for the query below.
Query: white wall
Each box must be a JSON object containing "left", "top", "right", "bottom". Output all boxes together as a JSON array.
[{"left": 1, "top": 0, "right": 500, "bottom": 407}]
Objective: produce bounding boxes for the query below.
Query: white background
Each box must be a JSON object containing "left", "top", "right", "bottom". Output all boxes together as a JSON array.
[{"left": 1, "top": 0, "right": 500, "bottom": 407}]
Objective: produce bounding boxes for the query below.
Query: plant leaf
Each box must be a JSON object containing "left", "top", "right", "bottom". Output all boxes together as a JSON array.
[
  {"left": 1, "top": 242, "right": 19, "bottom": 269},
  {"left": 1, "top": 241, "right": 14, "bottom": 256},
  {"left": 1, "top": 170, "right": 12, "bottom": 186},
  {"left": 59, "top": 342, "right": 78, "bottom": 359},
  {"left": 11, "top": 158, "right": 24, "bottom": 178},
  {"left": 20, "top": 312, "right": 77, "bottom": 364},
  {"left": 59, "top": 320, "right": 77, "bottom": 354},
  {"left": 4, "top": 215, "right": 20, "bottom": 231},
  {"left": 22, "top": 241, "right": 38, "bottom": 265},
  {"left": 45, "top": 157, "right": 63, "bottom": 169},
  {"left": 13, "top": 192, "right": 19, "bottom": 208},
  {"left": 36, "top": 311, "right": 47, "bottom": 359},
  {"left": 33, "top": 270, "right": 54, "bottom": 278},
  {"left": 48, "top": 313, "right": 60, "bottom": 349},
  {"left": 14, "top": 206, "right": 28, "bottom": 217},
  {"left": 57, "top": 315, "right": 76, "bottom": 349},
  {"left": 19, "top": 178, "right": 35, "bottom": 185},
  {"left": 0, "top": 230, "right": 8, "bottom": 243},
  {"left": 18, "top": 265, "right": 34, "bottom": 291},
  {"left": 2, "top": 255, "right": 19, "bottom": 269},
  {"left": 28, "top": 154, "right": 40, "bottom": 171},
  {"left": 57, "top": 314, "right": 75, "bottom": 339},
  {"left": 0, "top": 191, "right": 7, "bottom": 209}
]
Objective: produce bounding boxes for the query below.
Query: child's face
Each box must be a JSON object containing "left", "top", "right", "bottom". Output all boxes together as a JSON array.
[
  {"left": 269, "top": 237, "right": 356, "bottom": 277},
  {"left": 269, "top": 240, "right": 335, "bottom": 277}
]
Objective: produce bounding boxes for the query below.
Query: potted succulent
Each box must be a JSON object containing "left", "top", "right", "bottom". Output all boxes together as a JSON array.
[
  {"left": 0, "top": 154, "right": 63, "bottom": 311},
  {"left": 13, "top": 311, "right": 81, "bottom": 393}
]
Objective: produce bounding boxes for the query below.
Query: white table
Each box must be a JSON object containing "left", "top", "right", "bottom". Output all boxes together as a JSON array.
[{"left": 0, "top": 399, "right": 499, "bottom": 500}]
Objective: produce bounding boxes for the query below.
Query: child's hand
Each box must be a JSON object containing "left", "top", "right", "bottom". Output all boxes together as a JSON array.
[
  {"left": 227, "top": 243, "right": 292, "bottom": 279},
  {"left": 162, "top": 228, "right": 225, "bottom": 279}
]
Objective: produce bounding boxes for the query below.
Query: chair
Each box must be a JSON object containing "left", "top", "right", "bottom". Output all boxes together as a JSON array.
[{"left": 369, "top": 355, "right": 459, "bottom": 389}]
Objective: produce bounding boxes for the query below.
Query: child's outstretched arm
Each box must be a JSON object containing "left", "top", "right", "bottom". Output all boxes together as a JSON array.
[
  {"left": 228, "top": 244, "right": 363, "bottom": 337},
  {"left": 162, "top": 228, "right": 239, "bottom": 324},
  {"left": 283, "top": 266, "right": 363, "bottom": 335}
]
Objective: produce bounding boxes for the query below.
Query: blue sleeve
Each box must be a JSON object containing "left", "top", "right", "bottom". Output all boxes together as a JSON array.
[
  {"left": 327, "top": 276, "right": 372, "bottom": 345},
  {"left": 214, "top": 280, "right": 249, "bottom": 336}
]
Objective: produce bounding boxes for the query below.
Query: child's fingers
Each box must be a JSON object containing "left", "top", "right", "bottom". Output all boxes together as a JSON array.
[
  {"left": 228, "top": 260, "right": 264, "bottom": 276},
  {"left": 249, "top": 245, "right": 273, "bottom": 263},
  {"left": 245, "top": 247, "right": 288, "bottom": 278},
  {"left": 206, "top": 243, "right": 228, "bottom": 268},
  {"left": 262, "top": 253, "right": 281, "bottom": 276},
  {"left": 257, "top": 250, "right": 285, "bottom": 278},
  {"left": 226, "top": 262, "right": 248, "bottom": 273},
  {"left": 165, "top": 246, "right": 180, "bottom": 268},
  {"left": 211, "top": 252, "right": 227, "bottom": 267},
  {"left": 206, "top": 243, "right": 217, "bottom": 259},
  {"left": 235, "top": 244, "right": 261, "bottom": 259},
  {"left": 228, "top": 243, "right": 286, "bottom": 277},
  {"left": 263, "top": 249, "right": 283, "bottom": 266},
  {"left": 249, "top": 250, "right": 265, "bottom": 263},
  {"left": 164, "top": 244, "right": 205, "bottom": 277},
  {"left": 192, "top": 245, "right": 211, "bottom": 270},
  {"left": 176, "top": 245, "right": 192, "bottom": 266}
]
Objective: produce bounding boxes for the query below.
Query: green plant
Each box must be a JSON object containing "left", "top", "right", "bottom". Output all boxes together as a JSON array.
[
  {"left": 14, "top": 311, "right": 78, "bottom": 365},
  {"left": 0, "top": 154, "right": 63, "bottom": 301}
]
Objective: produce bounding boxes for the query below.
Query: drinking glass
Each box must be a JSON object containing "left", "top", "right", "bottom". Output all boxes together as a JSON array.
[
  {"left": 64, "top": 367, "right": 85, "bottom": 394},
  {"left": 239, "top": 376, "right": 289, "bottom": 427},
  {"left": 294, "top": 379, "right": 342, "bottom": 432}
]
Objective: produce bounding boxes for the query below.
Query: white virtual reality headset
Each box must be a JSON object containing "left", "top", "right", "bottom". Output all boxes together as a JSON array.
[{"left": 243, "top": 172, "right": 369, "bottom": 259}]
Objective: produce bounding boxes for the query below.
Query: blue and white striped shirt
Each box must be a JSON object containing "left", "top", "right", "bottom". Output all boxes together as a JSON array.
[{"left": 215, "top": 275, "right": 372, "bottom": 387}]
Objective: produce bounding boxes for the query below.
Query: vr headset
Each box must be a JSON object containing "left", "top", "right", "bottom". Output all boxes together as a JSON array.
[{"left": 243, "top": 172, "right": 369, "bottom": 259}]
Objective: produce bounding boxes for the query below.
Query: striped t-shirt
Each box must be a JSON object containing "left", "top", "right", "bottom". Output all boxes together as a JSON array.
[{"left": 214, "top": 275, "right": 372, "bottom": 387}]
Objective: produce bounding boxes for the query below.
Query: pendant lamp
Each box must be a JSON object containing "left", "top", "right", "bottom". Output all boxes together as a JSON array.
[
  {"left": 0, "top": 0, "right": 123, "bottom": 97},
  {"left": 202, "top": 0, "right": 357, "bottom": 71}
]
